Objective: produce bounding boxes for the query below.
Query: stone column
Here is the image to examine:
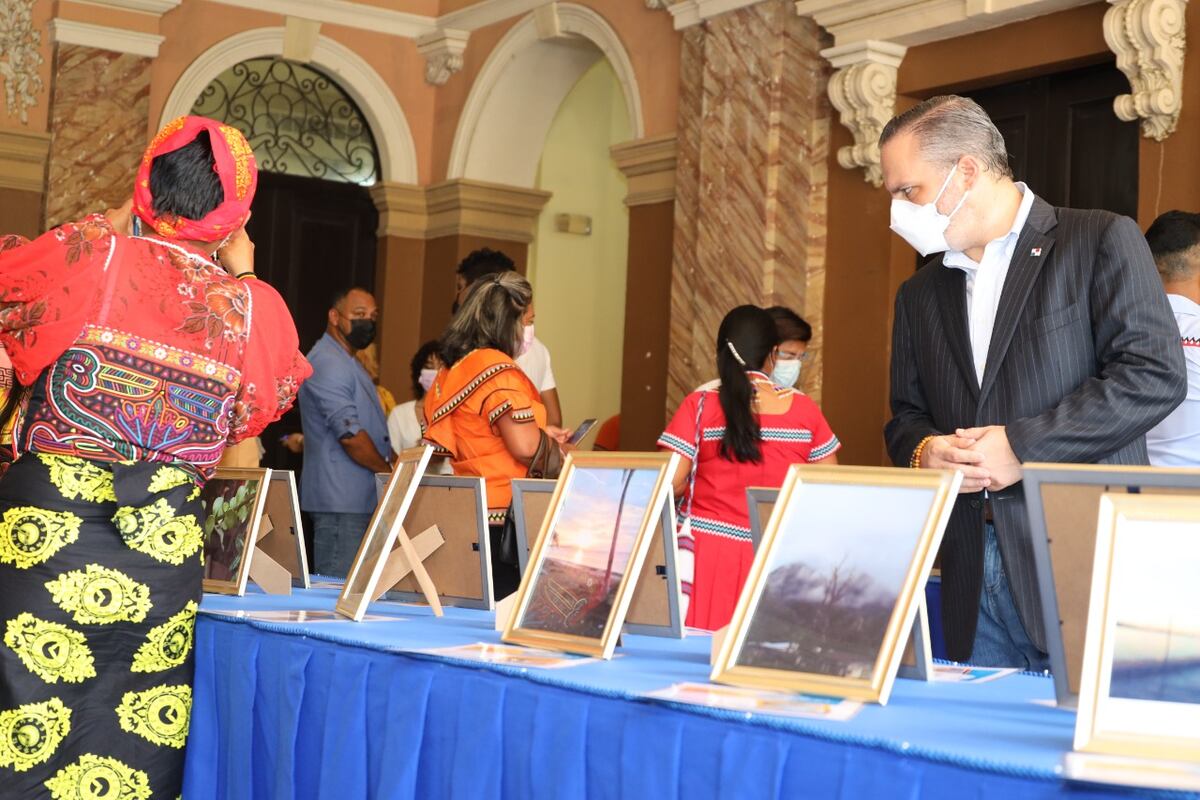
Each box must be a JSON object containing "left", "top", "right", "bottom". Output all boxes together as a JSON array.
[
  {"left": 43, "top": 13, "right": 165, "bottom": 226},
  {"left": 668, "top": 0, "right": 831, "bottom": 415},
  {"left": 611, "top": 134, "right": 678, "bottom": 450},
  {"left": 370, "top": 182, "right": 429, "bottom": 400}
]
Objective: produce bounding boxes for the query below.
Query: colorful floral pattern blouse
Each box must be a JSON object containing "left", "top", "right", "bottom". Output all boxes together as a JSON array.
[{"left": 0, "top": 216, "right": 310, "bottom": 474}]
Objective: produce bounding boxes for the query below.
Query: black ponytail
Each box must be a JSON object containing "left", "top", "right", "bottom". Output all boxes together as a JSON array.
[{"left": 715, "top": 305, "right": 780, "bottom": 463}]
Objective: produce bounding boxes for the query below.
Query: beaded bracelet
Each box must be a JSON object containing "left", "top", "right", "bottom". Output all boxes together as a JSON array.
[{"left": 909, "top": 435, "right": 936, "bottom": 468}]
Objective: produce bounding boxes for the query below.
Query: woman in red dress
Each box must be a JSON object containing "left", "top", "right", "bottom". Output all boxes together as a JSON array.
[{"left": 658, "top": 305, "right": 839, "bottom": 630}]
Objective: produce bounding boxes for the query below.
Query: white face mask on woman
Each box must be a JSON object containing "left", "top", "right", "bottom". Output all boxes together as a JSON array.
[
  {"left": 518, "top": 324, "right": 535, "bottom": 357},
  {"left": 418, "top": 368, "right": 437, "bottom": 393},
  {"left": 889, "top": 164, "right": 969, "bottom": 257},
  {"left": 771, "top": 358, "right": 802, "bottom": 388}
]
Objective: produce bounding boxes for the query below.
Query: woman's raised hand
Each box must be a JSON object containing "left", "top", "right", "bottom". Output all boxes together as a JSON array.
[
  {"left": 104, "top": 198, "right": 134, "bottom": 236},
  {"left": 217, "top": 225, "right": 255, "bottom": 277}
]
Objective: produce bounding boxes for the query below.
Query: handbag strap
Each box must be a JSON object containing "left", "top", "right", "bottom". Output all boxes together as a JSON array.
[{"left": 680, "top": 391, "right": 706, "bottom": 520}]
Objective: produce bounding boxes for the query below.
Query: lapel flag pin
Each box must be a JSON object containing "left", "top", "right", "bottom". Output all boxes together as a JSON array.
[{"left": 1031, "top": 247, "right": 1043, "bottom": 257}]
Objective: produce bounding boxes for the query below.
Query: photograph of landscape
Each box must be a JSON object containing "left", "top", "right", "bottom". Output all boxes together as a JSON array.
[
  {"left": 1107, "top": 521, "right": 1200, "bottom": 706},
  {"left": 521, "top": 466, "right": 660, "bottom": 638},
  {"left": 737, "top": 483, "right": 937, "bottom": 678}
]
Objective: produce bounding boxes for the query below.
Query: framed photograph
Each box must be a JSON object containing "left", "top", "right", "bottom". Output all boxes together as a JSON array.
[
  {"left": 383, "top": 475, "right": 493, "bottom": 610},
  {"left": 255, "top": 470, "right": 310, "bottom": 589},
  {"left": 1023, "top": 463, "right": 1200, "bottom": 708},
  {"left": 511, "top": 477, "right": 683, "bottom": 638},
  {"left": 336, "top": 446, "right": 434, "bottom": 621},
  {"left": 712, "top": 465, "right": 961, "bottom": 704},
  {"left": 1074, "top": 493, "right": 1200, "bottom": 767},
  {"left": 201, "top": 467, "right": 272, "bottom": 595},
  {"left": 502, "top": 452, "right": 679, "bottom": 658},
  {"left": 745, "top": 484, "right": 934, "bottom": 682}
]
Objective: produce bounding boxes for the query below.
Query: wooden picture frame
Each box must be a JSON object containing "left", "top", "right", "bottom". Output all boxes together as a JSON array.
[
  {"left": 1023, "top": 463, "right": 1200, "bottom": 708},
  {"left": 745, "top": 485, "right": 934, "bottom": 681},
  {"left": 201, "top": 467, "right": 272, "bottom": 596},
  {"left": 383, "top": 475, "right": 494, "bottom": 610},
  {"left": 712, "top": 465, "right": 961, "bottom": 704},
  {"left": 502, "top": 452, "right": 679, "bottom": 658},
  {"left": 511, "top": 477, "right": 683, "bottom": 638},
  {"left": 1074, "top": 493, "right": 1200, "bottom": 769},
  {"left": 254, "top": 470, "right": 310, "bottom": 590},
  {"left": 336, "top": 447, "right": 438, "bottom": 621}
]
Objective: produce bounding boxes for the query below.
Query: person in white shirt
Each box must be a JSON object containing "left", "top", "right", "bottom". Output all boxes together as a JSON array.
[
  {"left": 1144, "top": 211, "right": 1200, "bottom": 467},
  {"left": 452, "top": 248, "right": 562, "bottom": 426}
]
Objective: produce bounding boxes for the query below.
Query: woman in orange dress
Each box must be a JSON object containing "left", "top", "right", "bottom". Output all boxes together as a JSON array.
[{"left": 423, "top": 272, "right": 569, "bottom": 597}]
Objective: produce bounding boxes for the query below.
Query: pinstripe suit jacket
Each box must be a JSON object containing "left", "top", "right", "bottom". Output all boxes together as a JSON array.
[{"left": 885, "top": 197, "right": 1187, "bottom": 661}]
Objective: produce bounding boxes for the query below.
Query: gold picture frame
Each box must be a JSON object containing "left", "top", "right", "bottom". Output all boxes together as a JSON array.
[
  {"left": 335, "top": 446, "right": 436, "bottom": 621},
  {"left": 1074, "top": 493, "right": 1200, "bottom": 765},
  {"left": 201, "top": 467, "right": 273, "bottom": 596},
  {"left": 502, "top": 451, "right": 679, "bottom": 659},
  {"left": 712, "top": 465, "right": 961, "bottom": 704}
]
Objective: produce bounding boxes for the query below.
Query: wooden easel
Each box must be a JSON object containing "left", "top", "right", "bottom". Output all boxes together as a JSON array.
[
  {"left": 247, "top": 514, "right": 293, "bottom": 595},
  {"left": 370, "top": 524, "right": 445, "bottom": 615}
]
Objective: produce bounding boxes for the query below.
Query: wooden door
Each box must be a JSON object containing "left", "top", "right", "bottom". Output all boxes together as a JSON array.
[{"left": 966, "top": 62, "right": 1139, "bottom": 218}]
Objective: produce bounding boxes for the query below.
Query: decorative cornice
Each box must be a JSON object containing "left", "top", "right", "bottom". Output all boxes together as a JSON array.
[
  {"left": 438, "top": 0, "right": 544, "bottom": 33},
  {"left": 72, "top": 0, "right": 180, "bottom": 13},
  {"left": 367, "top": 179, "right": 552, "bottom": 242},
  {"left": 49, "top": 18, "right": 164, "bottom": 57},
  {"left": 668, "top": 0, "right": 760, "bottom": 29},
  {"left": 369, "top": 182, "right": 428, "bottom": 239},
  {"left": 795, "top": 0, "right": 1096, "bottom": 48},
  {"left": 203, "top": 0, "right": 437, "bottom": 38},
  {"left": 0, "top": 128, "right": 51, "bottom": 193},
  {"left": 1104, "top": 0, "right": 1188, "bottom": 141},
  {"left": 417, "top": 29, "right": 470, "bottom": 86},
  {"left": 425, "top": 179, "right": 551, "bottom": 243},
  {"left": 822, "top": 40, "right": 906, "bottom": 188},
  {"left": 611, "top": 134, "right": 677, "bottom": 206}
]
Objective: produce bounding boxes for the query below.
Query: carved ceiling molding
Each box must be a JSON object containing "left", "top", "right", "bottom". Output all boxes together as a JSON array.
[
  {"left": 0, "top": 0, "right": 44, "bottom": 125},
  {"left": 1104, "top": 0, "right": 1188, "bottom": 141},
  {"left": 823, "top": 40, "right": 906, "bottom": 188}
]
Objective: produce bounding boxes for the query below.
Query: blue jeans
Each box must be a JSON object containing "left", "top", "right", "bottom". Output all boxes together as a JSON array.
[
  {"left": 969, "top": 524, "right": 1050, "bottom": 672},
  {"left": 310, "top": 512, "right": 373, "bottom": 579}
]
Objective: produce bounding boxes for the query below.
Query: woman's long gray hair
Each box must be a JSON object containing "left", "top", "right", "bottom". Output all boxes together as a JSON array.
[{"left": 439, "top": 270, "right": 532, "bottom": 366}]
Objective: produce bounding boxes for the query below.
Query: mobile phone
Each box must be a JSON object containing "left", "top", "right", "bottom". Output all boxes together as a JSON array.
[
  {"left": 131, "top": 216, "right": 142, "bottom": 237},
  {"left": 568, "top": 418, "right": 598, "bottom": 446}
]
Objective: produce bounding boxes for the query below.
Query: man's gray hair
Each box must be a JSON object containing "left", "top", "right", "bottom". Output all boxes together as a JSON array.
[{"left": 879, "top": 95, "right": 1012, "bottom": 178}]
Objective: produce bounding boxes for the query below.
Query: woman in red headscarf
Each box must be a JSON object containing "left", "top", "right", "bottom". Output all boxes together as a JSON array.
[{"left": 0, "top": 117, "right": 309, "bottom": 799}]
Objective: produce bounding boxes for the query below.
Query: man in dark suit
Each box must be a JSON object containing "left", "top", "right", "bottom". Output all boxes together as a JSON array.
[{"left": 880, "top": 96, "right": 1186, "bottom": 669}]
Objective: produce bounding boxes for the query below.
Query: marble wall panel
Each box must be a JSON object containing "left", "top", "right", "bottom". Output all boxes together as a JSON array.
[
  {"left": 667, "top": 0, "right": 830, "bottom": 419},
  {"left": 44, "top": 44, "right": 151, "bottom": 228}
]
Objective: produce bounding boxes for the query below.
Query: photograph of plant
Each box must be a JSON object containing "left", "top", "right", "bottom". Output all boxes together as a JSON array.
[
  {"left": 202, "top": 478, "right": 262, "bottom": 583},
  {"left": 521, "top": 466, "right": 659, "bottom": 638},
  {"left": 737, "top": 483, "right": 936, "bottom": 678},
  {"left": 1108, "top": 521, "right": 1200, "bottom": 705}
]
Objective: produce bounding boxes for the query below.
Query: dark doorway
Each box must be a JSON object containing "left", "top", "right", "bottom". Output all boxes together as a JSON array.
[
  {"left": 246, "top": 171, "right": 379, "bottom": 354},
  {"left": 964, "top": 61, "right": 1139, "bottom": 217}
]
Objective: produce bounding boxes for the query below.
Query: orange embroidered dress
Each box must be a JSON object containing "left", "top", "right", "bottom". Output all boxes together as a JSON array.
[{"left": 422, "top": 349, "right": 546, "bottom": 524}]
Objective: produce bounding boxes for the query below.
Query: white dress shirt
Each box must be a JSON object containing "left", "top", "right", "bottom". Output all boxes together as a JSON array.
[
  {"left": 943, "top": 184, "right": 1037, "bottom": 385},
  {"left": 1146, "top": 294, "right": 1200, "bottom": 467}
]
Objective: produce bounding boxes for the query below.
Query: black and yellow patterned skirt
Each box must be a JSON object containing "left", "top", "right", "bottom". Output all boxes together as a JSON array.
[{"left": 0, "top": 454, "right": 204, "bottom": 799}]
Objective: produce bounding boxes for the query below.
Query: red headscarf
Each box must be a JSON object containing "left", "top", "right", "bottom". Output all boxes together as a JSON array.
[{"left": 133, "top": 116, "right": 257, "bottom": 243}]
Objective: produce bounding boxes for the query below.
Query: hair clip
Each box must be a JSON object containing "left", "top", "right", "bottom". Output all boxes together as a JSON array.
[{"left": 725, "top": 340, "right": 747, "bottom": 367}]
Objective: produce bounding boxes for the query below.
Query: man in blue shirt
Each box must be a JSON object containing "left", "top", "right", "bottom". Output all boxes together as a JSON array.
[{"left": 299, "top": 287, "right": 393, "bottom": 577}]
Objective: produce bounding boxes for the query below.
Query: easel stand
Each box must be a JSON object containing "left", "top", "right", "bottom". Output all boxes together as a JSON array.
[
  {"left": 248, "top": 515, "right": 292, "bottom": 596},
  {"left": 371, "top": 524, "right": 446, "bottom": 616}
]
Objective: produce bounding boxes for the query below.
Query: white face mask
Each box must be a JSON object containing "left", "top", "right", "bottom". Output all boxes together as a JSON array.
[
  {"left": 518, "top": 324, "right": 535, "bottom": 357},
  {"left": 771, "top": 358, "right": 802, "bottom": 388},
  {"left": 889, "top": 164, "right": 969, "bottom": 257},
  {"left": 418, "top": 368, "right": 437, "bottom": 393}
]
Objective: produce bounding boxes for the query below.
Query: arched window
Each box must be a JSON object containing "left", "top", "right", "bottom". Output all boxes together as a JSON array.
[{"left": 191, "top": 58, "right": 380, "bottom": 186}]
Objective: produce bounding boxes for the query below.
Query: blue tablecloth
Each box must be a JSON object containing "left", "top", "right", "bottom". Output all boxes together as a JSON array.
[{"left": 183, "top": 587, "right": 1194, "bottom": 800}]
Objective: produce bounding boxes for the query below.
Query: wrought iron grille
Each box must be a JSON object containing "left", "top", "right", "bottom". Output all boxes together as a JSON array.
[{"left": 191, "top": 58, "right": 380, "bottom": 185}]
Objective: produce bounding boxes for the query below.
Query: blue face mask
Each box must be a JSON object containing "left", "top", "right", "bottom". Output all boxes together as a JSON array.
[{"left": 771, "top": 359, "right": 802, "bottom": 388}]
